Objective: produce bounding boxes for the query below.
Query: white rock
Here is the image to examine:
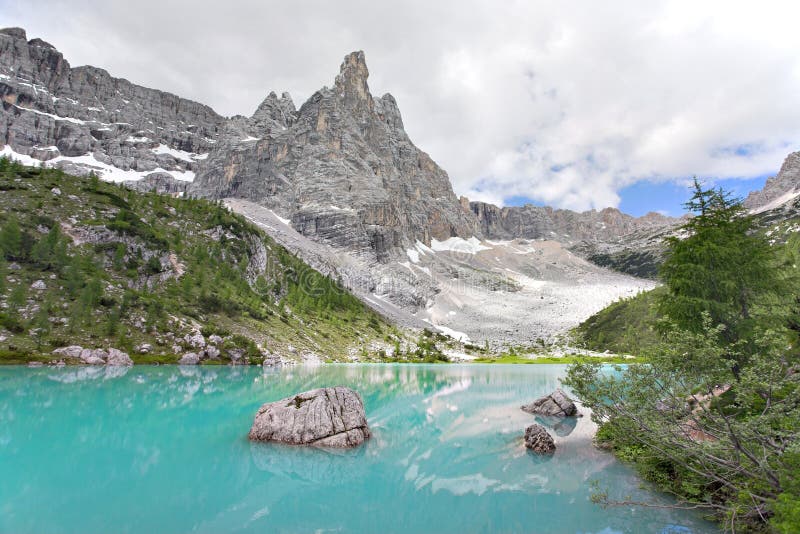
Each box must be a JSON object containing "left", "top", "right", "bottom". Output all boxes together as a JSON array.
[
  {"left": 106, "top": 348, "right": 133, "bottom": 366},
  {"left": 184, "top": 332, "right": 206, "bottom": 349},
  {"left": 30, "top": 280, "right": 46, "bottom": 290},
  {"left": 179, "top": 352, "right": 200, "bottom": 365},
  {"left": 53, "top": 345, "right": 84, "bottom": 359},
  {"left": 79, "top": 348, "right": 107, "bottom": 365}
]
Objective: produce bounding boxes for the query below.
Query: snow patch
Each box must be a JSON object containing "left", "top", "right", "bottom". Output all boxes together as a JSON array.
[
  {"left": 11, "top": 104, "right": 86, "bottom": 125},
  {"left": 0, "top": 146, "right": 194, "bottom": 183},
  {"left": 152, "top": 144, "right": 195, "bottom": 162},
  {"left": 430, "top": 236, "right": 491, "bottom": 254},
  {"left": 406, "top": 248, "right": 420, "bottom": 264},
  {"left": 125, "top": 136, "right": 150, "bottom": 143}
]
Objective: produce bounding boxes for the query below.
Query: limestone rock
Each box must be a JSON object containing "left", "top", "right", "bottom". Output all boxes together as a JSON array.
[
  {"left": 124, "top": 173, "right": 189, "bottom": 195},
  {"left": 524, "top": 424, "right": 556, "bottom": 453},
  {"left": 203, "top": 345, "right": 220, "bottom": 359},
  {"left": 78, "top": 348, "right": 107, "bottom": 365},
  {"left": 183, "top": 332, "right": 205, "bottom": 349},
  {"left": 136, "top": 343, "right": 152, "bottom": 354},
  {"left": 744, "top": 151, "right": 800, "bottom": 211},
  {"left": 30, "top": 280, "right": 46, "bottom": 290},
  {"left": 248, "top": 387, "right": 370, "bottom": 448},
  {"left": 521, "top": 388, "right": 579, "bottom": 417},
  {"left": 189, "top": 51, "right": 479, "bottom": 264},
  {"left": 227, "top": 348, "right": 246, "bottom": 363},
  {"left": 106, "top": 348, "right": 133, "bottom": 366},
  {"left": 0, "top": 27, "right": 223, "bottom": 184},
  {"left": 52, "top": 345, "right": 83, "bottom": 359},
  {"left": 178, "top": 352, "right": 200, "bottom": 365}
]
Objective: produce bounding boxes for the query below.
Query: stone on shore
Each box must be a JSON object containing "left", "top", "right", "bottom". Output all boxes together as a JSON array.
[
  {"left": 249, "top": 387, "right": 370, "bottom": 448},
  {"left": 179, "top": 352, "right": 200, "bottom": 365},
  {"left": 106, "top": 348, "right": 133, "bottom": 366},
  {"left": 52, "top": 345, "right": 84, "bottom": 359},
  {"left": 79, "top": 348, "right": 107, "bottom": 365},
  {"left": 521, "top": 388, "right": 579, "bottom": 417},
  {"left": 524, "top": 423, "right": 556, "bottom": 453}
]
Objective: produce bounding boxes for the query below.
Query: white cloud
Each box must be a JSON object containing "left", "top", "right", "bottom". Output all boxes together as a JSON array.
[{"left": 3, "top": 0, "right": 800, "bottom": 211}]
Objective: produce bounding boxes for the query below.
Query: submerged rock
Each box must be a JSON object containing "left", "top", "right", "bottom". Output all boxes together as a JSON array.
[
  {"left": 524, "top": 424, "right": 556, "bottom": 453},
  {"left": 521, "top": 388, "right": 579, "bottom": 417},
  {"left": 248, "top": 387, "right": 370, "bottom": 448}
]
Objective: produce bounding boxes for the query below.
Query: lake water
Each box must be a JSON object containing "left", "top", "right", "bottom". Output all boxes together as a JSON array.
[{"left": 0, "top": 364, "right": 718, "bottom": 533}]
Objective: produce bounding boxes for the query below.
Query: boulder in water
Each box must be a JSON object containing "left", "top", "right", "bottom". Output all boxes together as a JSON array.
[
  {"left": 524, "top": 423, "right": 556, "bottom": 453},
  {"left": 249, "top": 387, "right": 370, "bottom": 448},
  {"left": 521, "top": 388, "right": 578, "bottom": 417}
]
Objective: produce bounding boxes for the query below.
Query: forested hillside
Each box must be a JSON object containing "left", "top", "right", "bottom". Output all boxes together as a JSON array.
[{"left": 0, "top": 157, "right": 401, "bottom": 364}]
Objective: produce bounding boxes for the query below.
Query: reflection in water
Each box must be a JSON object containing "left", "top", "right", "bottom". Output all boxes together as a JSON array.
[
  {"left": 534, "top": 414, "right": 579, "bottom": 437},
  {"left": 0, "top": 364, "right": 718, "bottom": 534}
]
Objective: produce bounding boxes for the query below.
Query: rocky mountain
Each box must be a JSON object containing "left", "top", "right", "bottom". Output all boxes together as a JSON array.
[
  {"left": 745, "top": 151, "right": 800, "bottom": 213},
  {"left": 3, "top": 25, "right": 799, "bottom": 347},
  {"left": 0, "top": 27, "right": 222, "bottom": 182},
  {"left": 188, "top": 51, "right": 478, "bottom": 263},
  {"left": 469, "top": 200, "right": 677, "bottom": 245}
]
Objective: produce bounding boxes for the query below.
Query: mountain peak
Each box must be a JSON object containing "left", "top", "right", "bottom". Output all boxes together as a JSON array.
[
  {"left": 335, "top": 50, "right": 370, "bottom": 102},
  {"left": 0, "top": 27, "right": 27, "bottom": 41}
]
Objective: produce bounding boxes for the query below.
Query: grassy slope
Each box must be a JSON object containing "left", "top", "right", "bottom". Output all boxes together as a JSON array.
[
  {"left": 0, "top": 159, "right": 411, "bottom": 364},
  {"left": 572, "top": 287, "right": 664, "bottom": 355},
  {"left": 574, "top": 204, "right": 800, "bottom": 356}
]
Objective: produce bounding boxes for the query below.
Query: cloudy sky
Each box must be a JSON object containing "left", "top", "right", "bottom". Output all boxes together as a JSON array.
[{"left": 4, "top": 0, "right": 800, "bottom": 215}]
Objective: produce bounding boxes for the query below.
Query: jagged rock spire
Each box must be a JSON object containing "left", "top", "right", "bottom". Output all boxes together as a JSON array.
[{"left": 335, "top": 51, "right": 372, "bottom": 106}]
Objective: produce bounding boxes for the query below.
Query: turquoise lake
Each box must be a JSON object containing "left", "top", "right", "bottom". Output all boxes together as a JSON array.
[{"left": 0, "top": 364, "right": 718, "bottom": 533}]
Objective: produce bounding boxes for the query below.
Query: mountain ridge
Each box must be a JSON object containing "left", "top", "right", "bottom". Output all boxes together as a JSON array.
[{"left": 1, "top": 26, "right": 686, "bottom": 258}]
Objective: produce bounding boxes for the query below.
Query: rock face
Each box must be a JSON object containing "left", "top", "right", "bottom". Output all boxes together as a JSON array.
[
  {"left": 524, "top": 423, "right": 556, "bottom": 453},
  {"left": 745, "top": 151, "right": 800, "bottom": 212},
  {"left": 248, "top": 387, "right": 370, "bottom": 448},
  {"left": 470, "top": 201, "right": 677, "bottom": 245},
  {"left": 124, "top": 172, "right": 188, "bottom": 195},
  {"left": 0, "top": 27, "right": 223, "bottom": 182},
  {"left": 189, "top": 51, "right": 478, "bottom": 262},
  {"left": 521, "top": 389, "right": 579, "bottom": 417}
]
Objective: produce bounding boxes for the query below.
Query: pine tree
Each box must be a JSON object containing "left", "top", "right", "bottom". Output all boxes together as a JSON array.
[
  {"left": 659, "top": 179, "right": 782, "bottom": 347},
  {"left": 0, "top": 216, "right": 22, "bottom": 260}
]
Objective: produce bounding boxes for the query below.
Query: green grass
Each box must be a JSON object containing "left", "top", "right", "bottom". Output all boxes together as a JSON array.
[
  {"left": 0, "top": 157, "right": 396, "bottom": 364},
  {"left": 572, "top": 287, "right": 665, "bottom": 355}
]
